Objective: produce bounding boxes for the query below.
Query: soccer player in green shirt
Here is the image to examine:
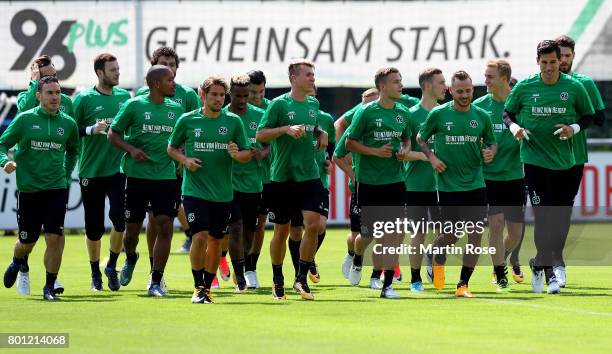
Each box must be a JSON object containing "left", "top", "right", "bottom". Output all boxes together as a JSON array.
[
  {"left": 417, "top": 70, "right": 497, "bottom": 298},
  {"left": 474, "top": 60, "right": 526, "bottom": 292},
  {"left": 245, "top": 69, "right": 272, "bottom": 289},
  {"left": 256, "top": 59, "right": 328, "bottom": 301},
  {"left": 223, "top": 74, "right": 267, "bottom": 292},
  {"left": 503, "top": 40, "right": 595, "bottom": 294},
  {"left": 404, "top": 67, "right": 446, "bottom": 292},
  {"left": 72, "top": 53, "right": 131, "bottom": 292},
  {"left": 554, "top": 35, "right": 606, "bottom": 286},
  {"left": 1, "top": 76, "right": 80, "bottom": 301},
  {"left": 16, "top": 55, "right": 73, "bottom": 115},
  {"left": 168, "top": 76, "right": 251, "bottom": 304},
  {"left": 107, "top": 65, "right": 184, "bottom": 297},
  {"left": 347, "top": 67, "right": 424, "bottom": 299},
  {"left": 136, "top": 47, "right": 200, "bottom": 262}
]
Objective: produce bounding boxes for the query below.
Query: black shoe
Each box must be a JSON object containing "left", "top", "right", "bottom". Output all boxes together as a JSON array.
[
  {"left": 91, "top": 272, "right": 103, "bottom": 291},
  {"left": 3, "top": 262, "right": 20, "bottom": 288},
  {"left": 272, "top": 280, "right": 286, "bottom": 300},
  {"left": 43, "top": 287, "right": 60, "bottom": 301},
  {"left": 104, "top": 266, "right": 120, "bottom": 291}
]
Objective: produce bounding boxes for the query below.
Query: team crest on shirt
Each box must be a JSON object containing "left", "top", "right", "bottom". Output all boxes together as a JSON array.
[
  {"left": 187, "top": 213, "right": 195, "bottom": 222},
  {"left": 249, "top": 122, "right": 258, "bottom": 130},
  {"left": 144, "top": 112, "right": 151, "bottom": 120},
  {"left": 287, "top": 111, "right": 295, "bottom": 121},
  {"left": 59, "top": 105, "right": 66, "bottom": 112},
  {"left": 168, "top": 112, "right": 175, "bottom": 120},
  {"left": 395, "top": 115, "right": 404, "bottom": 124},
  {"left": 219, "top": 126, "right": 228, "bottom": 135},
  {"left": 469, "top": 120, "right": 478, "bottom": 128},
  {"left": 174, "top": 98, "right": 183, "bottom": 105},
  {"left": 308, "top": 109, "right": 316, "bottom": 118},
  {"left": 56, "top": 127, "right": 64, "bottom": 136},
  {"left": 194, "top": 128, "right": 202, "bottom": 137},
  {"left": 560, "top": 92, "right": 569, "bottom": 101},
  {"left": 19, "top": 231, "right": 27, "bottom": 240}
]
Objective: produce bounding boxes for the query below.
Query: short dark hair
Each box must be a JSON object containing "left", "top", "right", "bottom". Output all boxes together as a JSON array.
[
  {"left": 451, "top": 70, "right": 471, "bottom": 85},
  {"left": 230, "top": 74, "right": 250, "bottom": 89},
  {"left": 509, "top": 77, "right": 518, "bottom": 88},
  {"left": 555, "top": 35, "right": 576, "bottom": 52},
  {"left": 418, "top": 68, "right": 443, "bottom": 89},
  {"left": 374, "top": 67, "right": 400, "bottom": 90},
  {"left": 94, "top": 53, "right": 117, "bottom": 74},
  {"left": 34, "top": 55, "right": 52, "bottom": 69},
  {"left": 201, "top": 76, "right": 229, "bottom": 94},
  {"left": 247, "top": 70, "right": 266, "bottom": 85},
  {"left": 145, "top": 65, "right": 172, "bottom": 88},
  {"left": 151, "top": 46, "right": 180, "bottom": 68},
  {"left": 537, "top": 40, "right": 561, "bottom": 59},
  {"left": 37, "top": 75, "right": 59, "bottom": 92}
]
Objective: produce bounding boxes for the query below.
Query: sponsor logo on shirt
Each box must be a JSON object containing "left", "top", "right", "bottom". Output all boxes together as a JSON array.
[
  {"left": 373, "top": 131, "right": 402, "bottom": 140},
  {"left": 493, "top": 123, "right": 507, "bottom": 132},
  {"left": 30, "top": 140, "right": 62, "bottom": 150},
  {"left": 445, "top": 135, "right": 478, "bottom": 144},
  {"left": 194, "top": 141, "right": 229, "bottom": 152},
  {"left": 142, "top": 124, "right": 174, "bottom": 134},
  {"left": 32, "top": 125, "right": 40, "bottom": 130},
  {"left": 531, "top": 106, "right": 567, "bottom": 116}
]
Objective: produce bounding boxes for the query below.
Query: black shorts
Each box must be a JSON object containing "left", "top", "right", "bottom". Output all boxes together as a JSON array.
[
  {"left": 80, "top": 173, "right": 126, "bottom": 240},
  {"left": 124, "top": 177, "right": 179, "bottom": 223},
  {"left": 485, "top": 179, "right": 526, "bottom": 223},
  {"left": 349, "top": 191, "right": 361, "bottom": 232},
  {"left": 438, "top": 188, "right": 487, "bottom": 224},
  {"left": 404, "top": 191, "right": 440, "bottom": 222},
  {"left": 182, "top": 196, "right": 231, "bottom": 239},
  {"left": 17, "top": 188, "right": 68, "bottom": 244},
  {"left": 258, "top": 183, "right": 273, "bottom": 216},
  {"left": 229, "top": 191, "right": 262, "bottom": 232},
  {"left": 358, "top": 182, "right": 405, "bottom": 207},
  {"left": 145, "top": 174, "right": 183, "bottom": 213},
  {"left": 267, "top": 179, "right": 326, "bottom": 224},
  {"left": 569, "top": 164, "right": 584, "bottom": 201},
  {"left": 320, "top": 188, "right": 330, "bottom": 219}
]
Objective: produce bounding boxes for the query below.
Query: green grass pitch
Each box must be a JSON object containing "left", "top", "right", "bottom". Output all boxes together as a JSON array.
[{"left": 1, "top": 225, "right": 611, "bottom": 354}]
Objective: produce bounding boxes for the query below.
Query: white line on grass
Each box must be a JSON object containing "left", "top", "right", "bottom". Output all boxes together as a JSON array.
[{"left": 475, "top": 298, "right": 612, "bottom": 318}]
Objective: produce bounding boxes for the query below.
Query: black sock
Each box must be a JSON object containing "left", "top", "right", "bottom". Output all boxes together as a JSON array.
[
  {"left": 108, "top": 251, "right": 119, "bottom": 269},
  {"left": 371, "top": 269, "right": 382, "bottom": 279},
  {"left": 411, "top": 268, "right": 422, "bottom": 283},
  {"left": 232, "top": 259, "right": 245, "bottom": 283},
  {"left": 348, "top": 250, "right": 355, "bottom": 257},
  {"left": 203, "top": 270, "right": 216, "bottom": 290},
  {"left": 297, "top": 260, "right": 310, "bottom": 281},
  {"left": 192, "top": 268, "right": 205, "bottom": 288},
  {"left": 14, "top": 256, "right": 29, "bottom": 272},
  {"left": 185, "top": 229, "right": 192, "bottom": 239},
  {"left": 353, "top": 254, "right": 363, "bottom": 267},
  {"left": 251, "top": 253, "right": 260, "bottom": 271},
  {"left": 288, "top": 238, "right": 301, "bottom": 277},
  {"left": 316, "top": 232, "right": 326, "bottom": 252},
  {"left": 149, "top": 256, "right": 153, "bottom": 270},
  {"left": 459, "top": 266, "right": 474, "bottom": 286},
  {"left": 126, "top": 251, "right": 138, "bottom": 264},
  {"left": 90, "top": 261, "right": 101, "bottom": 275},
  {"left": 272, "top": 264, "right": 284, "bottom": 284},
  {"left": 544, "top": 266, "right": 555, "bottom": 283},
  {"left": 221, "top": 250, "right": 228, "bottom": 258},
  {"left": 244, "top": 254, "right": 253, "bottom": 272},
  {"left": 45, "top": 272, "right": 57, "bottom": 290},
  {"left": 151, "top": 270, "right": 163, "bottom": 284},
  {"left": 494, "top": 265, "right": 507, "bottom": 282},
  {"left": 383, "top": 269, "right": 394, "bottom": 289}
]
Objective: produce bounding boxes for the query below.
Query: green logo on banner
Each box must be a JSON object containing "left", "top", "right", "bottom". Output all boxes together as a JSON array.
[{"left": 67, "top": 19, "right": 129, "bottom": 53}]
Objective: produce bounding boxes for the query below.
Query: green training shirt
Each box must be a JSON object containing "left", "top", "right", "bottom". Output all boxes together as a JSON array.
[
  {"left": 72, "top": 86, "right": 131, "bottom": 178},
  {"left": 222, "top": 104, "right": 265, "bottom": 193},
  {"left": 169, "top": 109, "right": 250, "bottom": 202},
  {"left": 0, "top": 106, "right": 79, "bottom": 192},
  {"left": 418, "top": 102, "right": 495, "bottom": 192},
  {"left": 405, "top": 103, "right": 437, "bottom": 192},
  {"left": 347, "top": 100, "right": 412, "bottom": 185},
  {"left": 473, "top": 94, "right": 523, "bottom": 181},
  {"left": 334, "top": 128, "right": 358, "bottom": 193},
  {"left": 17, "top": 80, "right": 73, "bottom": 116},
  {"left": 110, "top": 95, "right": 183, "bottom": 180},
  {"left": 505, "top": 72, "right": 595, "bottom": 170},
  {"left": 570, "top": 72, "right": 605, "bottom": 165},
  {"left": 257, "top": 93, "right": 321, "bottom": 183},
  {"left": 343, "top": 94, "right": 420, "bottom": 126},
  {"left": 317, "top": 110, "right": 336, "bottom": 189}
]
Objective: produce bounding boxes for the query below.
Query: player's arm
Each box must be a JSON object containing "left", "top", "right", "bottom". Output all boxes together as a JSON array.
[
  {"left": 0, "top": 114, "right": 22, "bottom": 173},
  {"left": 73, "top": 95, "right": 107, "bottom": 137},
  {"left": 64, "top": 122, "right": 80, "bottom": 186},
  {"left": 417, "top": 111, "right": 445, "bottom": 172},
  {"left": 230, "top": 119, "right": 253, "bottom": 163},
  {"left": 314, "top": 126, "right": 328, "bottom": 150},
  {"left": 503, "top": 110, "right": 531, "bottom": 141},
  {"left": 167, "top": 118, "right": 201, "bottom": 171},
  {"left": 553, "top": 83, "right": 595, "bottom": 139},
  {"left": 397, "top": 139, "right": 427, "bottom": 161},
  {"left": 334, "top": 115, "right": 349, "bottom": 143},
  {"left": 481, "top": 114, "right": 497, "bottom": 163}
]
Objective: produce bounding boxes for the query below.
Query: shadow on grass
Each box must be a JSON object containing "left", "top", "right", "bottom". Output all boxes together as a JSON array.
[{"left": 26, "top": 294, "right": 121, "bottom": 303}]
